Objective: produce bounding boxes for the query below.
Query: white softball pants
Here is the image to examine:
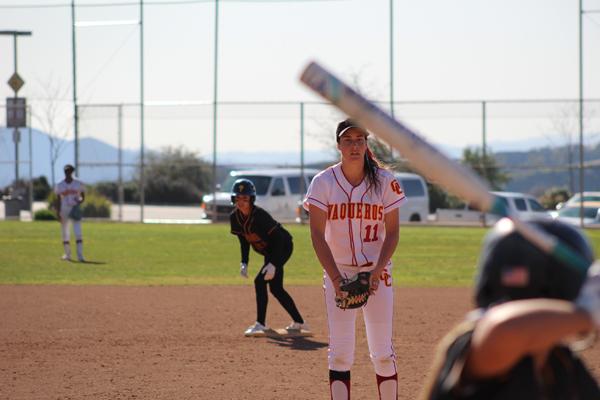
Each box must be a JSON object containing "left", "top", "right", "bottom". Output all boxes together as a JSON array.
[
  {"left": 324, "top": 261, "right": 397, "bottom": 377},
  {"left": 60, "top": 206, "right": 83, "bottom": 242}
]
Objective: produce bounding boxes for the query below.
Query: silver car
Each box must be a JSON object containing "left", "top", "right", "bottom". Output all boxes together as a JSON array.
[{"left": 553, "top": 201, "right": 600, "bottom": 228}]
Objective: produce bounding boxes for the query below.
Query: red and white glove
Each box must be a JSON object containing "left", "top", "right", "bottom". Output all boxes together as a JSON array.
[{"left": 576, "top": 261, "right": 600, "bottom": 327}]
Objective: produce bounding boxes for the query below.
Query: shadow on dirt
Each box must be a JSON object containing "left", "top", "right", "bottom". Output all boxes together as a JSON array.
[{"left": 266, "top": 335, "right": 328, "bottom": 351}]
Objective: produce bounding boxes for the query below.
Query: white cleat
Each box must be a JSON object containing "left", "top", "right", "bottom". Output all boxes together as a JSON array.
[
  {"left": 61, "top": 255, "right": 71, "bottom": 261},
  {"left": 285, "top": 321, "right": 310, "bottom": 332},
  {"left": 244, "top": 322, "right": 268, "bottom": 337}
]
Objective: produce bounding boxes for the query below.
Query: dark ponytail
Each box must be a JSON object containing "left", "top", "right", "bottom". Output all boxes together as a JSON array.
[{"left": 364, "top": 146, "right": 383, "bottom": 193}]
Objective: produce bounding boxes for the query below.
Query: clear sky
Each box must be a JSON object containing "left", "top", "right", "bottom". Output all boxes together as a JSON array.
[{"left": 1, "top": 0, "right": 599, "bottom": 159}]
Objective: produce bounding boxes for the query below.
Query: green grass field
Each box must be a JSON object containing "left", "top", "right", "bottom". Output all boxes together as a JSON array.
[{"left": 1, "top": 221, "right": 599, "bottom": 287}]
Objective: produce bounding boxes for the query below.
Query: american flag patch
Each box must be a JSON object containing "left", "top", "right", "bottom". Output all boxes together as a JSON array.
[{"left": 501, "top": 266, "right": 529, "bottom": 287}]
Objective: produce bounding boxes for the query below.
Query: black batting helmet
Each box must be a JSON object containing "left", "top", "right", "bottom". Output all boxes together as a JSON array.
[
  {"left": 230, "top": 178, "right": 256, "bottom": 205},
  {"left": 475, "top": 218, "right": 594, "bottom": 309}
]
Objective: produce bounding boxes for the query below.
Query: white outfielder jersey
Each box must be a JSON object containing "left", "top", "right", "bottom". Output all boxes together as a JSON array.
[
  {"left": 304, "top": 163, "right": 406, "bottom": 266},
  {"left": 55, "top": 178, "right": 85, "bottom": 208}
]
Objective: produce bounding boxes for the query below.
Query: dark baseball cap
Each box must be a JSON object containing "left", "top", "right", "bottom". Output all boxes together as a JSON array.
[
  {"left": 336, "top": 118, "right": 369, "bottom": 141},
  {"left": 64, "top": 164, "right": 75, "bottom": 172}
]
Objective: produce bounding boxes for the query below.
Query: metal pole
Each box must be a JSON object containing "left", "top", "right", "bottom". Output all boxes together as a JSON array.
[
  {"left": 389, "top": 0, "right": 395, "bottom": 158},
  {"left": 140, "top": 0, "right": 145, "bottom": 222},
  {"left": 482, "top": 101, "right": 487, "bottom": 159},
  {"left": 13, "top": 35, "right": 19, "bottom": 184},
  {"left": 71, "top": 0, "right": 79, "bottom": 170},
  {"left": 300, "top": 102, "right": 305, "bottom": 224},
  {"left": 28, "top": 123, "right": 32, "bottom": 213},
  {"left": 389, "top": 0, "right": 394, "bottom": 118},
  {"left": 481, "top": 100, "right": 487, "bottom": 227},
  {"left": 118, "top": 104, "right": 124, "bottom": 222},
  {"left": 211, "top": 0, "right": 220, "bottom": 223},
  {"left": 578, "top": 0, "right": 584, "bottom": 228}
]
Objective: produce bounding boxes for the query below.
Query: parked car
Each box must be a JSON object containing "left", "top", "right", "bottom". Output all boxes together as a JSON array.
[
  {"left": 435, "top": 191, "right": 551, "bottom": 224},
  {"left": 557, "top": 191, "right": 600, "bottom": 210},
  {"left": 552, "top": 201, "right": 600, "bottom": 227},
  {"left": 394, "top": 172, "right": 429, "bottom": 222},
  {"left": 202, "top": 168, "right": 319, "bottom": 222},
  {"left": 296, "top": 171, "right": 429, "bottom": 224}
]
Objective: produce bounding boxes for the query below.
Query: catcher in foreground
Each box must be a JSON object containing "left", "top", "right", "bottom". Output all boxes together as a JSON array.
[
  {"left": 420, "top": 218, "right": 600, "bottom": 400},
  {"left": 304, "top": 119, "right": 406, "bottom": 400}
]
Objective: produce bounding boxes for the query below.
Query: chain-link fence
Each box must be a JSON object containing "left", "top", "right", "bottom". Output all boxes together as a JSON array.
[{"left": 2, "top": 99, "right": 600, "bottom": 222}]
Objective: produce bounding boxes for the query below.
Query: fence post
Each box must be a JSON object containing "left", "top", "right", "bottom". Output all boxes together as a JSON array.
[{"left": 300, "top": 102, "right": 305, "bottom": 224}]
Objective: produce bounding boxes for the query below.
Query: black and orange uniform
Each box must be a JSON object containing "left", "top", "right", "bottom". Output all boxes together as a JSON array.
[
  {"left": 423, "top": 319, "right": 600, "bottom": 400},
  {"left": 230, "top": 205, "right": 304, "bottom": 326}
]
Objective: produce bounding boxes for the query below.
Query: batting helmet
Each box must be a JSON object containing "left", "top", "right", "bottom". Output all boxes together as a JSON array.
[
  {"left": 475, "top": 218, "right": 595, "bottom": 309},
  {"left": 230, "top": 178, "right": 256, "bottom": 205}
]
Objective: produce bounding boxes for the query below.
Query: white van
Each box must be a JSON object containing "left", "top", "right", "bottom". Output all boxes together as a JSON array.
[
  {"left": 202, "top": 168, "right": 319, "bottom": 222},
  {"left": 395, "top": 172, "right": 429, "bottom": 223}
]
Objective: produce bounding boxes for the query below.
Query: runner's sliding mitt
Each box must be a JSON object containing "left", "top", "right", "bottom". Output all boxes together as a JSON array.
[{"left": 336, "top": 271, "right": 371, "bottom": 310}]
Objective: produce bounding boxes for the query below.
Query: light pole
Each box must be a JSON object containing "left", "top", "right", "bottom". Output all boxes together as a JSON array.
[
  {"left": 1, "top": 30, "right": 32, "bottom": 186},
  {"left": 212, "top": 0, "right": 220, "bottom": 223}
]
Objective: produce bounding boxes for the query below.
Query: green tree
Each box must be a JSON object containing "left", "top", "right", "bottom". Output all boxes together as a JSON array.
[
  {"left": 539, "top": 187, "right": 571, "bottom": 210},
  {"left": 32, "top": 176, "right": 52, "bottom": 200},
  {"left": 135, "top": 146, "right": 212, "bottom": 204},
  {"left": 461, "top": 147, "right": 509, "bottom": 190}
]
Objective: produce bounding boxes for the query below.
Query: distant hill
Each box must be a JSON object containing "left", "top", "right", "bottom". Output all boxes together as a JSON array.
[
  {"left": 0, "top": 128, "right": 138, "bottom": 188},
  {"left": 496, "top": 142, "right": 600, "bottom": 195},
  {"left": 2, "top": 128, "right": 599, "bottom": 195},
  {"left": 0, "top": 128, "right": 333, "bottom": 188}
]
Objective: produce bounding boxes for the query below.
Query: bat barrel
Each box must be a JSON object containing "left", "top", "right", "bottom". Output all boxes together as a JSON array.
[{"left": 301, "top": 62, "right": 495, "bottom": 213}]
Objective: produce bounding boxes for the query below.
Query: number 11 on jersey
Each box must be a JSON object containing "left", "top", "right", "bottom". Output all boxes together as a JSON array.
[{"left": 364, "top": 224, "right": 379, "bottom": 242}]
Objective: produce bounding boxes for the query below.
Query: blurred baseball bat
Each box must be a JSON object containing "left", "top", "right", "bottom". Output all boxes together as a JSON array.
[{"left": 300, "top": 61, "right": 591, "bottom": 272}]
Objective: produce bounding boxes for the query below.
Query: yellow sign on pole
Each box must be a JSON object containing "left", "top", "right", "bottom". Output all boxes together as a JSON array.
[{"left": 7, "top": 72, "right": 24, "bottom": 93}]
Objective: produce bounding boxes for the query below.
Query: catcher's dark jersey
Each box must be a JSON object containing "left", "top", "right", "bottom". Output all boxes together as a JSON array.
[
  {"left": 230, "top": 206, "right": 292, "bottom": 266},
  {"left": 423, "top": 321, "right": 600, "bottom": 400}
]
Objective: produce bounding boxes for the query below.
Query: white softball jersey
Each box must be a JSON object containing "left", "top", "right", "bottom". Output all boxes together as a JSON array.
[
  {"left": 55, "top": 178, "right": 85, "bottom": 219},
  {"left": 303, "top": 163, "right": 407, "bottom": 267},
  {"left": 56, "top": 178, "right": 85, "bottom": 209}
]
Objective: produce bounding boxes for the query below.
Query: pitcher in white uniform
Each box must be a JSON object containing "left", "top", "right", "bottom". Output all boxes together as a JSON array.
[
  {"left": 304, "top": 119, "right": 406, "bottom": 400},
  {"left": 55, "top": 164, "right": 86, "bottom": 262}
]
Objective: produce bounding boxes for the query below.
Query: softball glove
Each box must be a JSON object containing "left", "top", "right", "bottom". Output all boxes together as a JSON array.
[{"left": 336, "top": 271, "right": 371, "bottom": 310}]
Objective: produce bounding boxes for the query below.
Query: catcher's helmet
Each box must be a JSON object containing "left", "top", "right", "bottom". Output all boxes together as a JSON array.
[
  {"left": 231, "top": 178, "right": 256, "bottom": 205},
  {"left": 475, "top": 218, "right": 594, "bottom": 309}
]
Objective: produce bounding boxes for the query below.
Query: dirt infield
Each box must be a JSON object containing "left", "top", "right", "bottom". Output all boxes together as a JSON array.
[{"left": 1, "top": 286, "right": 599, "bottom": 400}]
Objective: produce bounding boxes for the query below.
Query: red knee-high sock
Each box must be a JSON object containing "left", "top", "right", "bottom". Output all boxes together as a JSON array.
[
  {"left": 376, "top": 373, "right": 397, "bottom": 400},
  {"left": 329, "top": 370, "right": 350, "bottom": 400}
]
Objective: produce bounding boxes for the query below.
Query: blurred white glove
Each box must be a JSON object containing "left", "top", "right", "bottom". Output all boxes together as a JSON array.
[
  {"left": 240, "top": 262, "right": 248, "bottom": 278},
  {"left": 576, "top": 261, "right": 600, "bottom": 327},
  {"left": 261, "top": 263, "right": 276, "bottom": 281}
]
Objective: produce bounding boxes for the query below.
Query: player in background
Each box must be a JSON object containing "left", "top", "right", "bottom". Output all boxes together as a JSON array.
[
  {"left": 420, "top": 218, "right": 600, "bottom": 400},
  {"left": 304, "top": 119, "right": 406, "bottom": 400},
  {"left": 229, "top": 178, "right": 309, "bottom": 337},
  {"left": 55, "top": 164, "right": 86, "bottom": 262}
]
